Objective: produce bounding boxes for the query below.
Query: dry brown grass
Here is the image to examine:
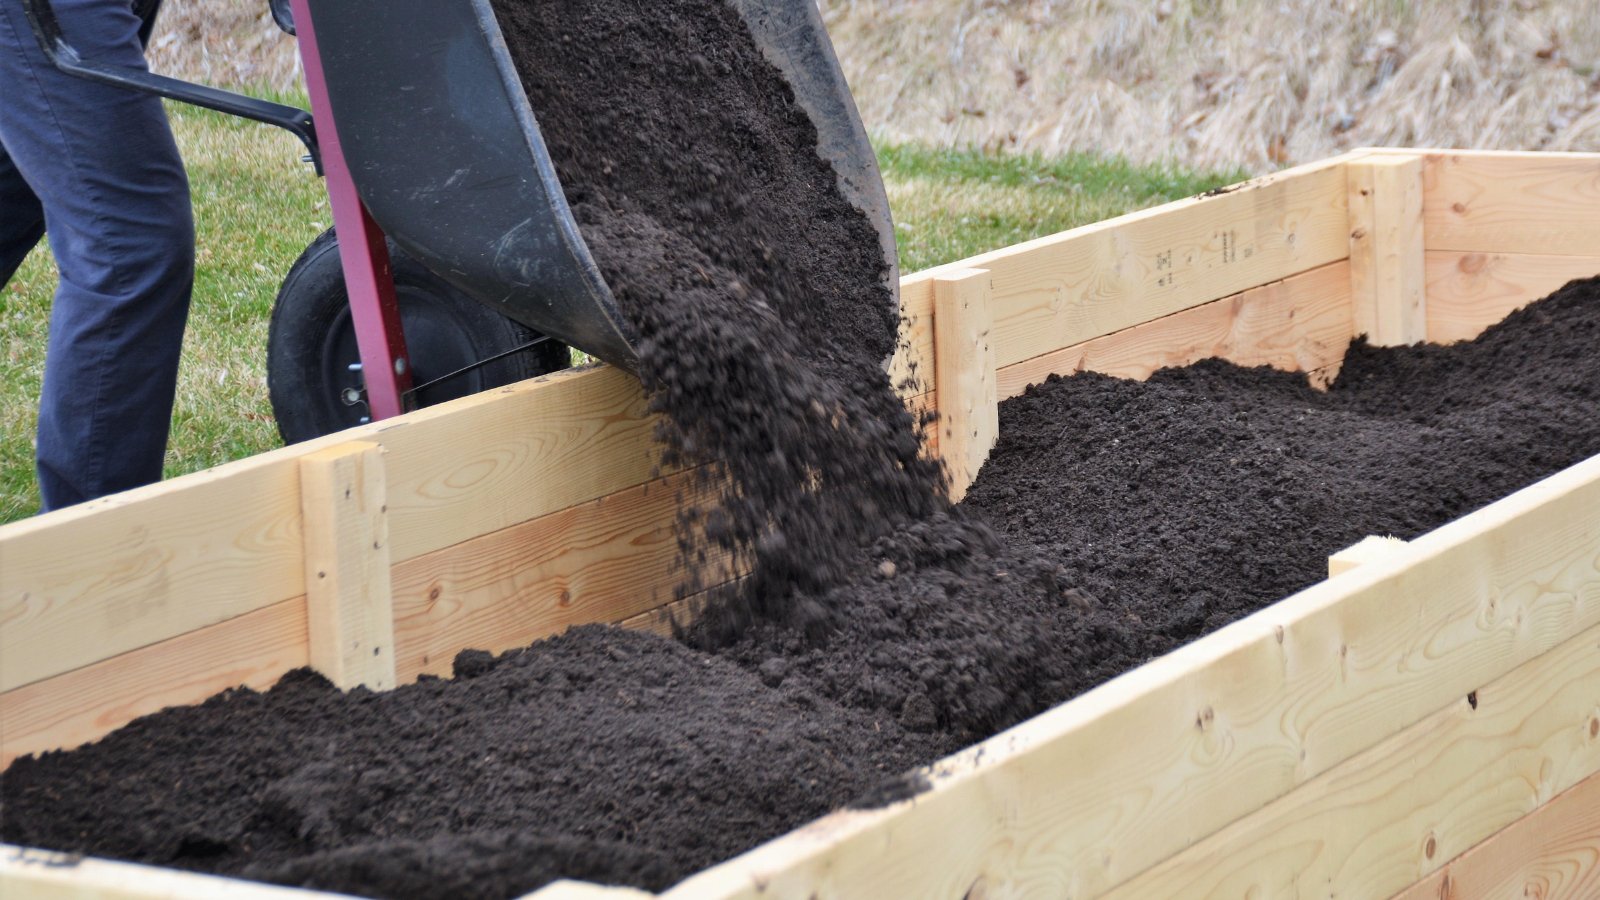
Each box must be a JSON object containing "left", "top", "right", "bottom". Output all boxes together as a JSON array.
[
  {"left": 145, "top": 0, "right": 301, "bottom": 93},
  {"left": 823, "top": 0, "right": 1600, "bottom": 169},
  {"left": 148, "top": 0, "right": 1600, "bottom": 169}
]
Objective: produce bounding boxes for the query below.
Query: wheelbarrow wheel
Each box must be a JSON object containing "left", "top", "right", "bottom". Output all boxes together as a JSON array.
[{"left": 267, "top": 228, "right": 570, "bottom": 444}]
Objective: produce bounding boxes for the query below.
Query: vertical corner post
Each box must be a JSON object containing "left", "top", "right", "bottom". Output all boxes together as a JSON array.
[
  {"left": 933, "top": 268, "right": 998, "bottom": 502},
  {"left": 1347, "top": 155, "right": 1427, "bottom": 346},
  {"left": 299, "top": 440, "right": 397, "bottom": 690}
]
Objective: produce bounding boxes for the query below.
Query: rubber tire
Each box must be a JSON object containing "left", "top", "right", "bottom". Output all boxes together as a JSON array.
[{"left": 267, "top": 228, "right": 570, "bottom": 444}]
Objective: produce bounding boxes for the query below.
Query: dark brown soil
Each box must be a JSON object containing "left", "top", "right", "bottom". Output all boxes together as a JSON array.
[
  {"left": 6, "top": 284, "right": 1600, "bottom": 896},
  {"left": 0, "top": 627, "right": 943, "bottom": 898},
  {"left": 495, "top": 0, "right": 951, "bottom": 614},
  {"left": 5, "top": 0, "right": 1600, "bottom": 895},
  {"left": 960, "top": 280, "right": 1600, "bottom": 673}
]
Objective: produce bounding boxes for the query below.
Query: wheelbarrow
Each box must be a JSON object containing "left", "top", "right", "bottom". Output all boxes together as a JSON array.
[{"left": 19, "top": 0, "right": 898, "bottom": 443}]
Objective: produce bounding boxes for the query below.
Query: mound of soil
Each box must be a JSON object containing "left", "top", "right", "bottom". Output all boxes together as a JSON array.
[
  {"left": 1, "top": 627, "right": 942, "bottom": 898},
  {"left": 5, "top": 0, "right": 1600, "bottom": 895},
  {"left": 960, "top": 280, "right": 1600, "bottom": 677}
]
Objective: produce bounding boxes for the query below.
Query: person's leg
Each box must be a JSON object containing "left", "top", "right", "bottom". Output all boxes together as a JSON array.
[
  {"left": 0, "top": 0, "right": 194, "bottom": 511},
  {"left": 0, "top": 143, "right": 46, "bottom": 286}
]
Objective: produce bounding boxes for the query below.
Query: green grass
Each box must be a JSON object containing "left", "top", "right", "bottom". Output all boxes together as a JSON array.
[
  {"left": 0, "top": 111, "right": 1242, "bottom": 523},
  {"left": 876, "top": 144, "right": 1247, "bottom": 272}
]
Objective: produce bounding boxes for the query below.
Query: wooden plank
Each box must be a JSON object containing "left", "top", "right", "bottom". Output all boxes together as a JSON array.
[
  {"left": 0, "top": 365, "right": 932, "bottom": 698},
  {"left": 1422, "top": 152, "right": 1600, "bottom": 256},
  {"left": 994, "top": 259, "right": 1354, "bottom": 398},
  {"left": 932, "top": 269, "right": 998, "bottom": 501},
  {"left": 1101, "top": 618, "right": 1600, "bottom": 899},
  {"left": 299, "top": 442, "right": 396, "bottom": 691},
  {"left": 0, "top": 448, "right": 309, "bottom": 693},
  {"left": 0, "top": 363, "right": 655, "bottom": 693},
  {"left": 1391, "top": 769, "right": 1600, "bottom": 900},
  {"left": 0, "top": 845, "right": 354, "bottom": 898},
  {"left": 378, "top": 364, "right": 662, "bottom": 562},
  {"left": 662, "top": 453, "right": 1600, "bottom": 900},
  {"left": 521, "top": 882, "right": 656, "bottom": 900},
  {"left": 1424, "top": 250, "right": 1600, "bottom": 344},
  {"left": 389, "top": 469, "right": 734, "bottom": 682},
  {"left": 909, "top": 155, "right": 1351, "bottom": 371},
  {"left": 1329, "top": 535, "right": 1408, "bottom": 577},
  {"left": 0, "top": 598, "right": 306, "bottom": 769},
  {"left": 1348, "top": 155, "right": 1427, "bottom": 345}
]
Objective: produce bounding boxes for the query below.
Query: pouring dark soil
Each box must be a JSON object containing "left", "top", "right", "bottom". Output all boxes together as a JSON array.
[{"left": 7, "top": 0, "right": 1600, "bottom": 896}]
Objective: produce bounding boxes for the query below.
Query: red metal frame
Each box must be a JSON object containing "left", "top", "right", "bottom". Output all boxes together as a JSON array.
[{"left": 287, "top": 0, "right": 412, "bottom": 421}]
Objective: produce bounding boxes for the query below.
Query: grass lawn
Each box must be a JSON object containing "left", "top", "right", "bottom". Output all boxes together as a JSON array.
[{"left": 0, "top": 101, "right": 1241, "bottom": 523}]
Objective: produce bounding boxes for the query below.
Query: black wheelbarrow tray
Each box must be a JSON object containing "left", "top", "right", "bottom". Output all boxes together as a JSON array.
[{"left": 307, "top": 0, "right": 900, "bottom": 373}]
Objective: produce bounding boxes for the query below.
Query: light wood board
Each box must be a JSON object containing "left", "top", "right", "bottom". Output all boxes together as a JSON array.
[
  {"left": 995, "top": 258, "right": 1354, "bottom": 398},
  {"left": 1348, "top": 155, "right": 1427, "bottom": 345},
  {"left": 932, "top": 269, "right": 998, "bottom": 502},
  {"left": 389, "top": 469, "right": 733, "bottom": 682},
  {"left": 1101, "top": 619, "right": 1600, "bottom": 898},
  {"left": 0, "top": 348, "right": 928, "bottom": 698},
  {"left": 0, "top": 598, "right": 307, "bottom": 768},
  {"left": 662, "top": 453, "right": 1600, "bottom": 900},
  {"left": 300, "top": 442, "right": 396, "bottom": 691},
  {"left": 1422, "top": 152, "right": 1600, "bottom": 256},
  {"left": 1390, "top": 768, "right": 1600, "bottom": 900},
  {"left": 0, "top": 449, "right": 309, "bottom": 693},
  {"left": 907, "top": 155, "right": 1351, "bottom": 372},
  {"left": 1424, "top": 250, "right": 1600, "bottom": 344}
]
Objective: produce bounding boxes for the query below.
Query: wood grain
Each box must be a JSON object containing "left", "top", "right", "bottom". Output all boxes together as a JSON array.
[
  {"left": 1348, "top": 155, "right": 1427, "bottom": 345},
  {"left": 0, "top": 448, "right": 308, "bottom": 693},
  {"left": 0, "top": 598, "right": 307, "bottom": 768},
  {"left": 994, "top": 259, "right": 1354, "bottom": 398},
  {"left": 1424, "top": 250, "right": 1600, "bottom": 344},
  {"left": 911, "top": 155, "right": 1351, "bottom": 371},
  {"left": 932, "top": 269, "right": 998, "bottom": 502},
  {"left": 389, "top": 469, "right": 733, "bottom": 682},
  {"left": 664, "top": 453, "right": 1600, "bottom": 900},
  {"left": 300, "top": 442, "right": 396, "bottom": 691},
  {"left": 1391, "top": 769, "right": 1600, "bottom": 900},
  {"left": 1102, "top": 620, "right": 1600, "bottom": 898},
  {"left": 1422, "top": 152, "right": 1600, "bottom": 256}
]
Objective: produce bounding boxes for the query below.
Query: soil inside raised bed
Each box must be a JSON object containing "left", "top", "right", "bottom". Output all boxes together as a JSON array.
[
  {"left": 7, "top": 283, "right": 1599, "bottom": 899},
  {"left": 7, "top": 1, "right": 1600, "bottom": 896}
]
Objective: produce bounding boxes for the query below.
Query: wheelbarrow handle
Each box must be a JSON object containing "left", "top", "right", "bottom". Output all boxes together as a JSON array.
[{"left": 19, "top": 0, "right": 321, "bottom": 171}]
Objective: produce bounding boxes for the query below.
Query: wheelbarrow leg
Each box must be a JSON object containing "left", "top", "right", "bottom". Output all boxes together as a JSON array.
[{"left": 288, "top": 0, "right": 412, "bottom": 421}]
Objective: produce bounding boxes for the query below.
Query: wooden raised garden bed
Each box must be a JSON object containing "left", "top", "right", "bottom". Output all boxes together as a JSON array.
[{"left": 4, "top": 148, "right": 1600, "bottom": 899}]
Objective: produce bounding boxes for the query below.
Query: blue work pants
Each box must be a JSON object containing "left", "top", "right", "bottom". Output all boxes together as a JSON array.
[{"left": 0, "top": 0, "right": 194, "bottom": 511}]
